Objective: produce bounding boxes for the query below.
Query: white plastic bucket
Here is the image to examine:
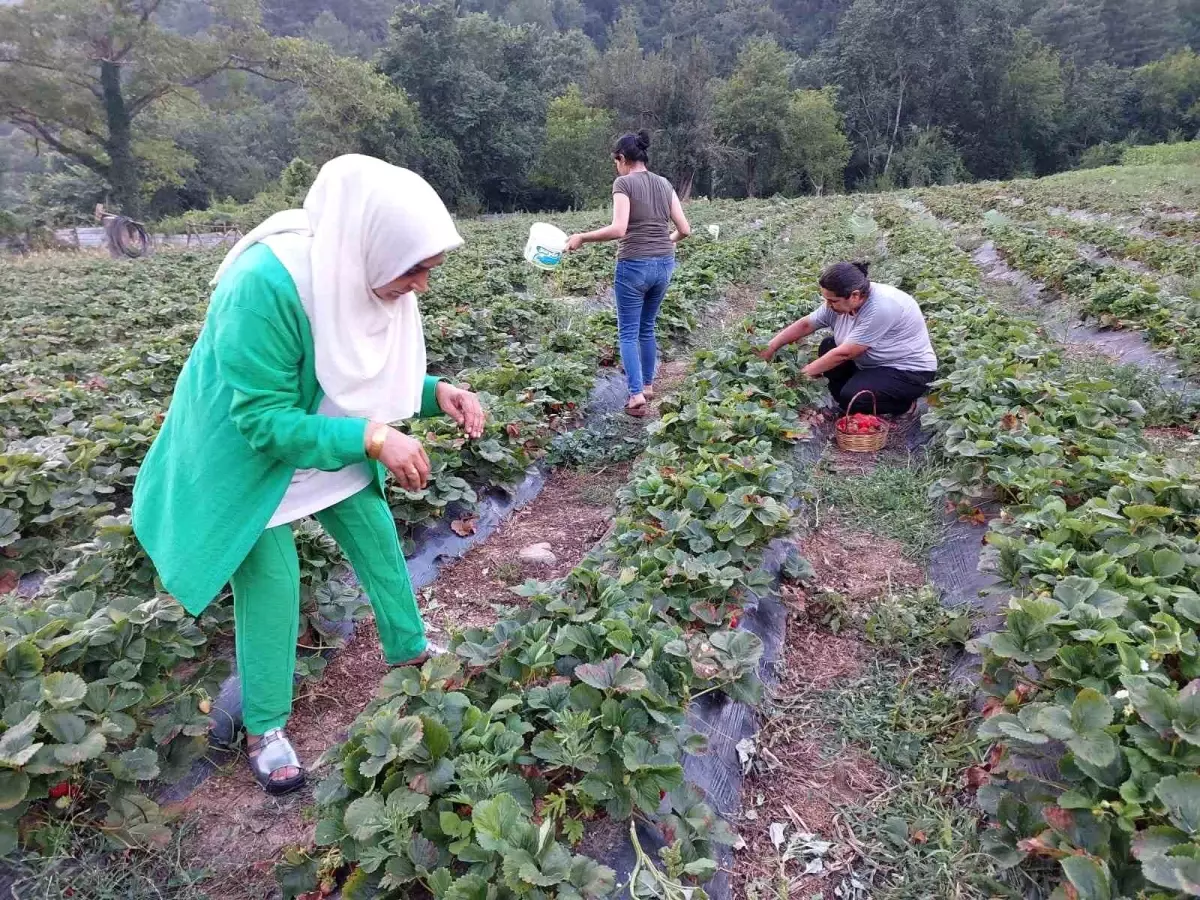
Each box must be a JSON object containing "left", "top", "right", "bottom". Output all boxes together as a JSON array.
[{"left": 524, "top": 222, "right": 568, "bottom": 270}]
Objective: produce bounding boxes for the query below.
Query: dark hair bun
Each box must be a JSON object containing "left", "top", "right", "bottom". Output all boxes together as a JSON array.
[
  {"left": 852, "top": 261, "right": 870, "bottom": 277},
  {"left": 636, "top": 130, "right": 651, "bottom": 150}
]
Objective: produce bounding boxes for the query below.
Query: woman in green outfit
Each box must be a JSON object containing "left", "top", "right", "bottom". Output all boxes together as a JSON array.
[{"left": 133, "top": 155, "right": 484, "bottom": 794}]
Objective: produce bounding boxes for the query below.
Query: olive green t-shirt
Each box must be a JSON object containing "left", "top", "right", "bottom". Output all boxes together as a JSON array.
[{"left": 614, "top": 171, "right": 675, "bottom": 260}]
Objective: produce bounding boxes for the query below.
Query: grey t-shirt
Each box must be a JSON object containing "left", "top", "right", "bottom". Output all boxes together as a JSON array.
[
  {"left": 806, "top": 282, "right": 938, "bottom": 372},
  {"left": 614, "top": 171, "right": 675, "bottom": 261}
]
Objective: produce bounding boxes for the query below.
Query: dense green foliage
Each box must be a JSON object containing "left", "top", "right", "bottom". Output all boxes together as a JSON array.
[
  {"left": 0, "top": 199, "right": 776, "bottom": 868},
  {"left": 2, "top": 0, "right": 1199, "bottom": 227},
  {"left": 5, "top": 149, "right": 1200, "bottom": 898},
  {"left": 875, "top": 204, "right": 1200, "bottom": 900}
]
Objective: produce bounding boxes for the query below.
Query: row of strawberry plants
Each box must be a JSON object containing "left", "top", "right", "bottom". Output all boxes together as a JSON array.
[
  {"left": 1024, "top": 217, "right": 1200, "bottom": 280},
  {"left": 918, "top": 200, "right": 1200, "bottom": 378},
  {"left": 0, "top": 205, "right": 779, "bottom": 579},
  {"left": 0, "top": 206, "right": 790, "bottom": 862},
  {"left": 914, "top": 186, "right": 1200, "bottom": 280},
  {"left": 878, "top": 203, "right": 1200, "bottom": 899},
  {"left": 981, "top": 219, "right": 1200, "bottom": 373},
  {"left": 916, "top": 171, "right": 1200, "bottom": 234},
  {"left": 272, "top": 202, "right": 859, "bottom": 899}
]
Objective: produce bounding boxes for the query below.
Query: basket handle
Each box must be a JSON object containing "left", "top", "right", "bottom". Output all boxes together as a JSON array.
[{"left": 843, "top": 390, "right": 878, "bottom": 420}]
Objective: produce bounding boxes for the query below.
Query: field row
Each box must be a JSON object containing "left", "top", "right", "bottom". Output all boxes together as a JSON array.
[
  {"left": 0, "top": 200, "right": 788, "bottom": 862},
  {"left": 915, "top": 187, "right": 1200, "bottom": 377},
  {"left": 878, "top": 203, "right": 1200, "bottom": 900}
]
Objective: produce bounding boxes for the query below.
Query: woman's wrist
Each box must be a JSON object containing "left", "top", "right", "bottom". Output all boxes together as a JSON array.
[{"left": 365, "top": 422, "right": 389, "bottom": 460}]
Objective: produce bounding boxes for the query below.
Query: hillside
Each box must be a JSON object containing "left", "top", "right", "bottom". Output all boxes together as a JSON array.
[{"left": 1, "top": 0, "right": 1199, "bottom": 226}]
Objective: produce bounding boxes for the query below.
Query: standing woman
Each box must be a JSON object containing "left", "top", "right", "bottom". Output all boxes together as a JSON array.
[
  {"left": 565, "top": 131, "right": 691, "bottom": 416},
  {"left": 760, "top": 262, "right": 937, "bottom": 416},
  {"left": 133, "top": 155, "right": 485, "bottom": 794}
]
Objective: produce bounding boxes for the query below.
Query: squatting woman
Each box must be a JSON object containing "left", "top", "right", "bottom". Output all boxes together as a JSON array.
[{"left": 761, "top": 261, "right": 937, "bottom": 416}]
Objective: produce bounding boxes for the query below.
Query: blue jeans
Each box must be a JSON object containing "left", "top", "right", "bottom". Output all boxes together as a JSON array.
[{"left": 614, "top": 256, "right": 675, "bottom": 396}]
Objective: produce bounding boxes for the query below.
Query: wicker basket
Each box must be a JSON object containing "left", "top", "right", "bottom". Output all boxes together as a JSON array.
[{"left": 835, "top": 390, "right": 888, "bottom": 453}]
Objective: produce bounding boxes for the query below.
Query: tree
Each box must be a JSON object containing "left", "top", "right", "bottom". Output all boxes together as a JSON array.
[
  {"left": 1058, "top": 62, "right": 1135, "bottom": 163},
  {"left": 780, "top": 87, "right": 849, "bottom": 194},
  {"left": 0, "top": 0, "right": 407, "bottom": 215},
  {"left": 533, "top": 84, "right": 615, "bottom": 206},
  {"left": 586, "top": 22, "right": 720, "bottom": 199},
  {"left": 893, "top": 126, "right": 965, "bottom": 186},
  {"left": 1029, "top": 0, "right": 1109, "bottom": 66},
  {"left": 658, "top": 0, "right": 785, "bottom": 71},
  {"left": 831, "top": 0, "right": 968, "bottom": 184},
  {"left": 1134, "top": 48, "right": 1200, "bottom": 140},
  {"left": 382, "top": 0, "right": 593, "bottom": 209},
  {"left": 1102, "top": 0, "right": 1184, "bottom": 68},
  {"left": 1002, "top": 31, "right": 1067, "bottom": 174},
  {"left": 712, "top": 39, "right": 793, "bottom": 196}
]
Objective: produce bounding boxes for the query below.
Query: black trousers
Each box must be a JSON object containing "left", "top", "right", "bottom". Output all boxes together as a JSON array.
[{"left": 818, "top": 337, "right": 935, "bottom": 415}]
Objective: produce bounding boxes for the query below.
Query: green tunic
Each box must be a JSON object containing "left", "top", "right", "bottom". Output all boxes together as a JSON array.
[{"left": 132, "top": 243, "right": 441, "bottom": 616}]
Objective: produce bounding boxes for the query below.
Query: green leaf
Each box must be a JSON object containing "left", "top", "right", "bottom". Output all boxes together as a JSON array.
[
  {"left": 0, "top": 771, "right": 28, "bottom": 810},
  {"left": 489, "top": 696, "right": 522, "bottom": 715},
  {"left": 1124, "top": 504, "right": 1173, "bottom": 522},
  {"left": 1152, "top": 548, "right": 1186, "bottom": 578},
  {"left": 0, "top": 711, "right": 42, "bottom": 767},
  {"left": 408, "top": 833, "right": 440, "bottom": 871},
  {"left": 422, "top": 654, "right": 461, "bottom": 685},
  {"left": 612, "top": 667, "right": 648, "bottom": 694},
  {"left": 41, "top": 673, "right": 88, "bottom": 710},
  {"left": 276, "top": 847, "right": 319, "bottom": 900},
  {"left": 53, "top": 730, "right": 106, "bottom": 765},
  {"left": 439, "top": 811, "right": 471, "bottom": 839},
  {"left": 5, "top": 642, "right": 43, "bottom": 679},
  {"left": 1054, "top": 577, "right": 1099, "bottom": 607},
  {"left": 1132, "top": 826, "right": 1190, "bottom": 890},
  {"left": 683, "top": 858, "right": 719, "bottom": 880},
  {"left": 574, "top": 655, "right": 631, "bottom": 692},
  {"left": 427, "top": 869, "right": 454, "bottom": 898},
  {"left": 420, "top": 715, "right": 451, "bottom": 761},
  {"left": 42, "top": 712, "right": 87, "bottom": 744},
  {"left": 472, "top": 793, "right": 522, "bottom": 852},
  {"left": 1071, "top": 689, "right": 1114, "bottom": 733},
  {"left": 110, "top": 748, "right": 160, "bottom": 782},
  {"left": 343, "top": 794, "right": 387, "bottom": 842},
  {"left": 1061, "top": 855, "right": 1111, "bottom": 900},
  {"left": 568, "top": 855, "right": 617, "bottom": 897},
  {"left": 385, "top": 787, "right": 430, "bottom": 818},
  {"left": 1156, "top": 774, "right": 1200, "bottom": 835},
  {"left": 1069, "top": 731, "right": 1118, "bottom": 768},
  {"left": 443, "top": 873, "right": 490, "bottom": 900}
]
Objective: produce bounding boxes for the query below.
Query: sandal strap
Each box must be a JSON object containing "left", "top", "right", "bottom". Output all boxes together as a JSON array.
[{"left": 249, "top": 728, "right": 301, "bottom": 779}]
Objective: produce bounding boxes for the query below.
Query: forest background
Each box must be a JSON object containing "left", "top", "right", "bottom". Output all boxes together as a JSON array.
[{"left": 2, "top": 0, "right": 1199, "bottom": 227}]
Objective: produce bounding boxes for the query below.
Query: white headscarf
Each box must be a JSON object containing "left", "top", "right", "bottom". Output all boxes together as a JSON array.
[{"left": 211, "top": 154, "right": 463, "bottom": 423}]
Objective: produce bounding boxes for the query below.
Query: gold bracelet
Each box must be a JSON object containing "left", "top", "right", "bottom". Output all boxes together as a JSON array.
[{"left": 366, "top": 424, "right": 388, "bottom": 460}]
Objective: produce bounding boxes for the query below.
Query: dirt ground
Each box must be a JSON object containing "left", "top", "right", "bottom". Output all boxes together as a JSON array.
[
  {"left": 418, "top": 464, "right": 633, "bottom": 634},
  {"left": 797, "top": 524, "right": 925, "bottom": 605},
  {"left": 730, "top": 524, "right": 923, "bottom": 898},
  {"left": 733, "top": 613, "right": 889, "bottom": 899}
]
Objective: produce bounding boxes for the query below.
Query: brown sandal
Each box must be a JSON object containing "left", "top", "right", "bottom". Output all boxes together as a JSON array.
[{"left": 624, "top": 402, "right": 648, "bottom": 418}]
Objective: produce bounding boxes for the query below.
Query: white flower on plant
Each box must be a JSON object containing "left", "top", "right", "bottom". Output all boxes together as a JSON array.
[
  {"left": 1114, "top": 689, "right": 1129, "bottom": 700},
  {"left": 1140, "top": 660, "right": 1150, "bottom": 672}
]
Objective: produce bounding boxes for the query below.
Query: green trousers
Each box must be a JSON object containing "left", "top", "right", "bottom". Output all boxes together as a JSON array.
[{"left": 230, "top": 485, "right": 426, "bottom": 735}]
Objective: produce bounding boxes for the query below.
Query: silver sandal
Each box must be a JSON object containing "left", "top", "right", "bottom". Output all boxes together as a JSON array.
[{"left": 247, "top": 728, "right": 305, "bottom": 795}]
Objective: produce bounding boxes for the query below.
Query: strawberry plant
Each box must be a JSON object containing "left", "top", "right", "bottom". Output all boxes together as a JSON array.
[{"left": 880, "top": 203, "right": 1200, "bottom": 900}]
